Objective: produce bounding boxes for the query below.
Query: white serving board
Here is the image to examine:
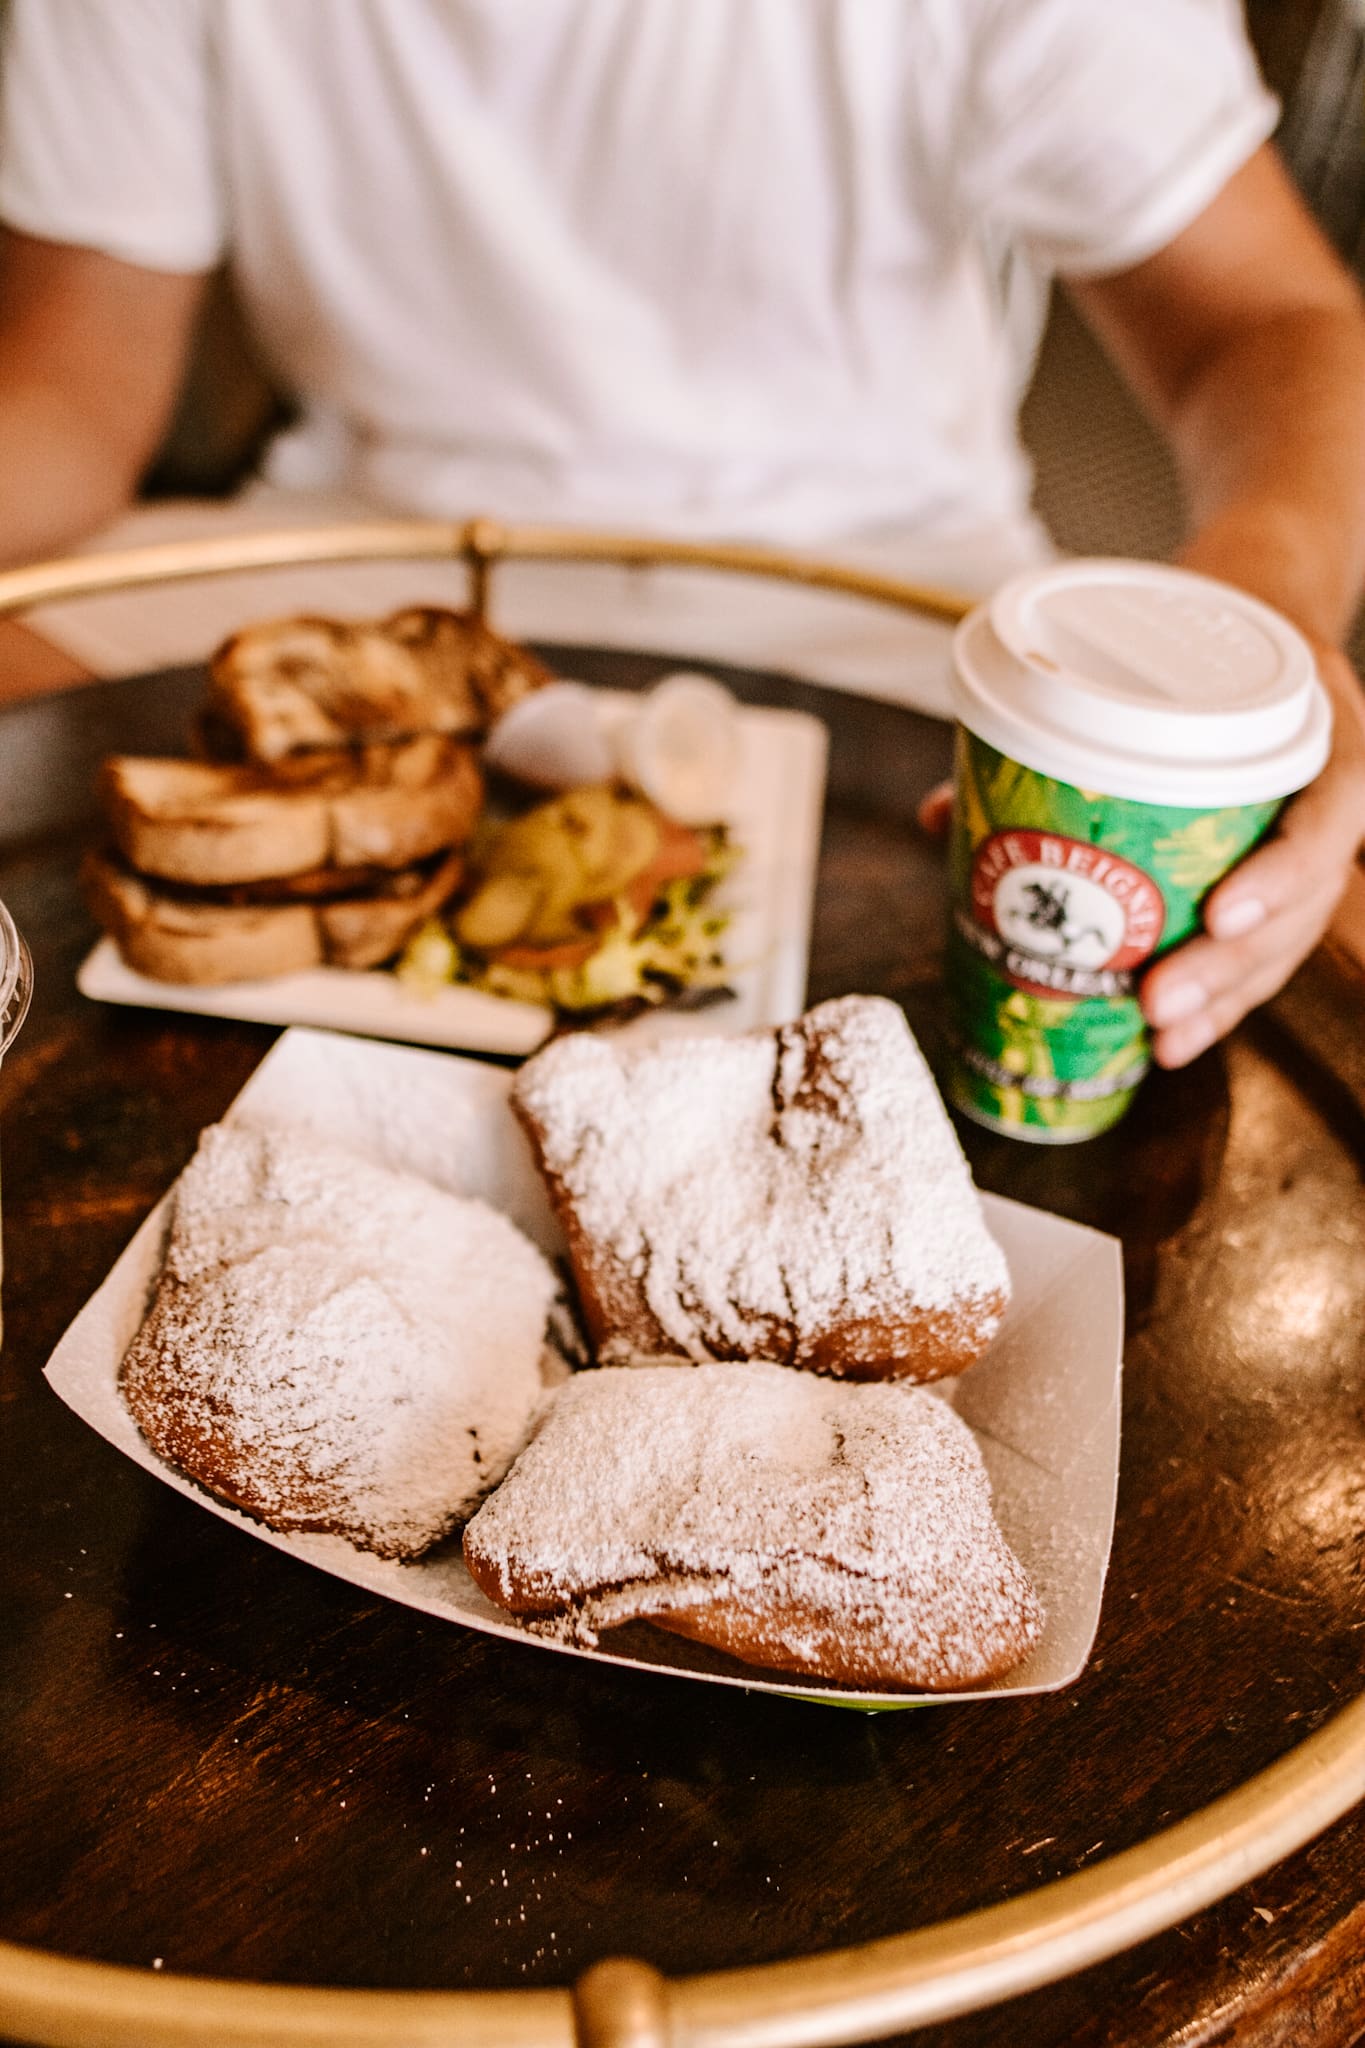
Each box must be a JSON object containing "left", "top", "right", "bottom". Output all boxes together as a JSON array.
[{"left": 77, "top": 700, "right": 828, "bottom": 1054}]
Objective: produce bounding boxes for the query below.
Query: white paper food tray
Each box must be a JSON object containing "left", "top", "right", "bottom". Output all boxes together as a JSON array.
[{"left": 44, "top": 1028, "right": 1124, "bottom": 1709}]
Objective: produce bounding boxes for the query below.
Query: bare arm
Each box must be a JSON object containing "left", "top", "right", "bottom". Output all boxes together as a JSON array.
[
  {"left": 1066, "top": 143, "right": 1365, "bottom": 1066},
  {"left": 0, "top": 229, "right": 205, "bottom": 697},
  {"left": 0, "top": 227, "right": 204, "bottom": 568},
  {"left": 1070, "top": 142, "right": 1365, "bottom": 643}
]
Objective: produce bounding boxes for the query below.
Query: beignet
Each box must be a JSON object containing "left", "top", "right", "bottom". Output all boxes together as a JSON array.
[
  {"left": 463, "top": 1363, "right": 1043, "bottom": 1690},
  {"left": 512, "top": 994, "right": 1008, "bottom": 1381},
  {"left": 121, "top": 1123, "right": 556, "bottom": 1559}
]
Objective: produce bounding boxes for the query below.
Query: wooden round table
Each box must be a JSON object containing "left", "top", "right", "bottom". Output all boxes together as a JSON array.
[{"left": 1, "top": 637, "right": 1364, "bottom": 2048}]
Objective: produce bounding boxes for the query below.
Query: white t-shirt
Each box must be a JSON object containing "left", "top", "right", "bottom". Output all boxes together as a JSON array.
[{"left": 0, "top": 0, "right": 1275, "bottom": 562}]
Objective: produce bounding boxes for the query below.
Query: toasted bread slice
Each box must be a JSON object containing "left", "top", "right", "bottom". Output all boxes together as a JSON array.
[
  {"left": 205, "top": 607, "right": 553, "bottom": 764},
  {"left": 99, "top": 735, "right": 482, "bottom": 887},
  {"left": 386, "top": 606, "right": 553, "bottom": 726},
  {"left": 83, "top": 848, "right": 464, "bottom": 985}
]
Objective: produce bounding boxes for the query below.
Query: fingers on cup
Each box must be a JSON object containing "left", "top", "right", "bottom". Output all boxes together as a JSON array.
[
  {"left": 1147, "top": 893, "right": 1339, "bottom": 1067},
  {"left": 917, "top": 781, "right": 953, "bottom": 838},
  {"left": 1204, "top": 817, "right": 1329, "bottom": 944}
]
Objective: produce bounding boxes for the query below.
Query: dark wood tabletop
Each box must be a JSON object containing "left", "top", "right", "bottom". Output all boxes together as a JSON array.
[{"left": 1, "top": 647, "right": 1363, "bottom": 2048}]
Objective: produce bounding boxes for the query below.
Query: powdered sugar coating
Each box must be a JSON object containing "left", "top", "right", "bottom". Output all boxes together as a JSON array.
[
  {"left": 121, "top": 1123, "right": 556, "bottom": 1559},
  {"left": 512, "top": 995, "right": 1010, "bottom": 1379},
  {"left": 464, "top": 1363, "right": 1044, "bottom": 1689}
]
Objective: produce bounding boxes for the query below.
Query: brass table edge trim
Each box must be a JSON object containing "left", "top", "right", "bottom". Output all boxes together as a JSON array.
[
  {"left": 0, "top": 518, "right": 973, "bottom": 629},
  {"left": 677, "top": 1690, "right": 1365, "bottom": 2045},
  {"left": 2, "top": 518, "right": 1361, "bottom": 2047}
]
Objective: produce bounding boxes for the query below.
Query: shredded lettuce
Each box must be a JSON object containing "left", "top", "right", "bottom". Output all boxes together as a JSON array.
[{"left": 394, "top": 919, "right": 461, "bottom": 994}]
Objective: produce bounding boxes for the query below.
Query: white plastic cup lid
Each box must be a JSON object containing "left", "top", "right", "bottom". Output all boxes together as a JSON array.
[
  {"left": 952, "top": 558, "right": 1333, "bottom": 807},
  {"left": 0, "top": 899, "right": 31, "bottom": 1057}
]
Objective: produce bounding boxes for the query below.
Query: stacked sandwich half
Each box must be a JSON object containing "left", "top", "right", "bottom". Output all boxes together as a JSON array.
[{"left": 84, "top": 606, "right": 552, "bottom": 985}]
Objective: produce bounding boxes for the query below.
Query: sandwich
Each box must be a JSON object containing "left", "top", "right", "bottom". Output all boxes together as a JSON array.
[
  {"left": 84, "top": 735, "right": 481, "bottom": 984},
  {"left": 84, "top": 602, "right": 550, "bottom": 986}
]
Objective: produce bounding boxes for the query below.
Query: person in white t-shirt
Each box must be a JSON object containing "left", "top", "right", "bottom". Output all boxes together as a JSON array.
[{"left": 0, "top": 0, "right": 1362, "bottom": 1068}]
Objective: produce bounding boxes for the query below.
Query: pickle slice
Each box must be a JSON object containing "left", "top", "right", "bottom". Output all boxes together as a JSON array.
[{"left": 454, "top": 870, "right": 544, "bottom": 949}]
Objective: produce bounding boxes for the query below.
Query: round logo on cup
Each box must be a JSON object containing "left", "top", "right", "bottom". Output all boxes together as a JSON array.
[{"left": 969, "top": 830, "right": 1165, "bottom": 999}]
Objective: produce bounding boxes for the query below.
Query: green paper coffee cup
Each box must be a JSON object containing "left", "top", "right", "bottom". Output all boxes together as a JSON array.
[{"left": 945, "top": 559, "right": 1332, "bottom": 1143}]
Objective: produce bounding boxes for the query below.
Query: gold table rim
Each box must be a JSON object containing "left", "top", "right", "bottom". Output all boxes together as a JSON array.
[
  {"left": 0, "top": 516, "right": 974, "bottom": 630},
  {"left": 2, "top": 516, "right": 1362, "bottom": 2048}
]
